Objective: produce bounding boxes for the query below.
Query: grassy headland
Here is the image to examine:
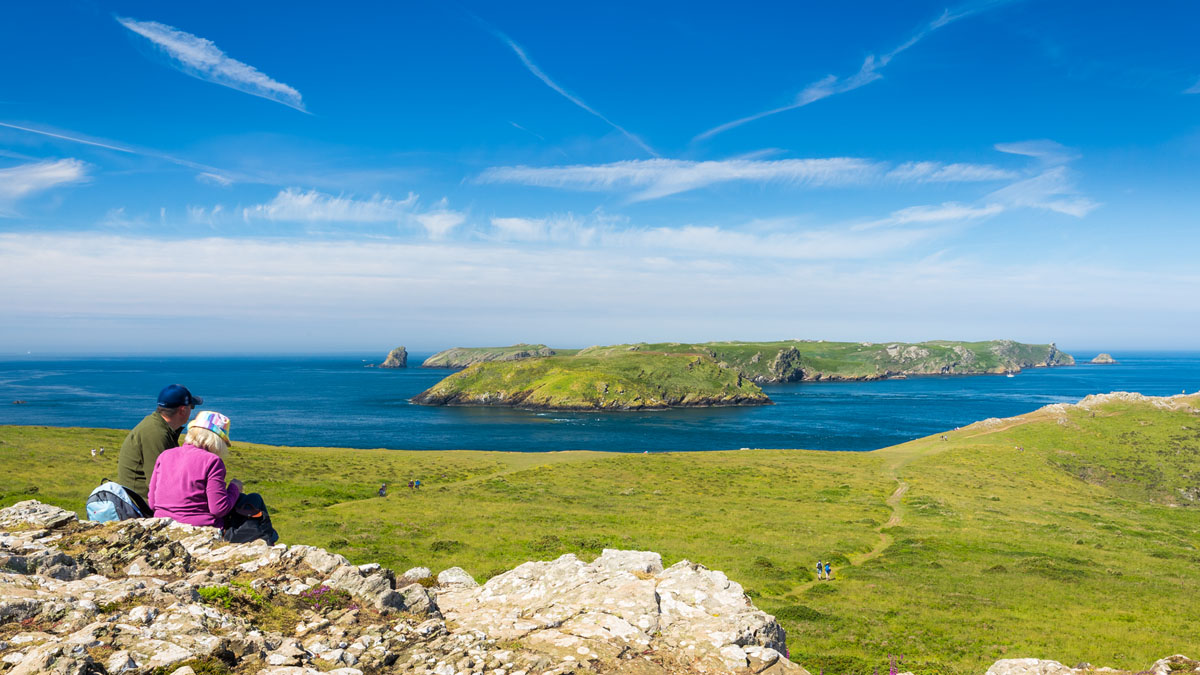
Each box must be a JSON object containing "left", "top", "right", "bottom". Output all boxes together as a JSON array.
[
  {"left": 413, "top": 350, "right": 770, "bottom": 410},
  {"left": 2, "top": 392, "right": 1197, "bottom": 674},
  {"left": 580, "top": 339, "right": 1074, "bottom": 382},
  {"left": 420, "top": 344, "right": 580, "bottom": 368}
]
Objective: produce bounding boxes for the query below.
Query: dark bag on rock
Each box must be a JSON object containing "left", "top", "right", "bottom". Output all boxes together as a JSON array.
[
  {"left": 85, "top": 481, "right": 145, "bottom": 522},
  {"left": 222, "top": 492, "right": 279, "bottom": 545}
]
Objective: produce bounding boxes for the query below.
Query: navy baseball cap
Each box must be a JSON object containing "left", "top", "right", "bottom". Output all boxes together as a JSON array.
[{"left": 157, "top": 384, "right": 203, "bottom": 408}]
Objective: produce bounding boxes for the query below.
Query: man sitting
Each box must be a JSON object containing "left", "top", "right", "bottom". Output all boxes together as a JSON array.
[{"left": 116, "top": 384, "right": 202, "bottom": 516}]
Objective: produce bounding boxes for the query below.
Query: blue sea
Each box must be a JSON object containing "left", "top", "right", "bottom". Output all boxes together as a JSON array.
[{"left": 1, "top": 352, "right": 1197, "bottom": 452}]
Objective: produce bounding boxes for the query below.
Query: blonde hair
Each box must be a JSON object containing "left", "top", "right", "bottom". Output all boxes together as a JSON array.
[{"left": 184, "top": 427, "right": 229, "bottom": 460}]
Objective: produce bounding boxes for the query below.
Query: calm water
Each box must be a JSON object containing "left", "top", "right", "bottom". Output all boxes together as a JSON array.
[{"left": 1, "top": 352, "right": 1197, "bottom": 452}]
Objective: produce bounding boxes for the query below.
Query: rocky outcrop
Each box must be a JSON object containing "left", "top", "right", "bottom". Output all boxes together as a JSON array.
[
  {"left": 1091, "top": 353, "right": 1117, "bottom": 364},
  {"left": 421, "top": 344, "right": 556, "bottom": 369},
  {"left": 985, "top": 655, "right": 1197, "bottom": 675},
  {"left": 0, "top": 500, "right": 800, "bottom": 675},
  {"left": 380, "top": 347, "right": 408, "bottom": 369},
  {"left": 438, "top": 549, "right": 796, "bottom": 674}
]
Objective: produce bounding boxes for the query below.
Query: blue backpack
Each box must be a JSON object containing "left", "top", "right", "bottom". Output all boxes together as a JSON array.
[{"left": 86, "top": 481, "right": 145, "bottom": 522}]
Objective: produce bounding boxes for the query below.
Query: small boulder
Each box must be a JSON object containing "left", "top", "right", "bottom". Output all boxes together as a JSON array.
[
  {"left": 1091, "top": 353, "right": 1118, "bottom": 364},
  {"left": 436, "top": 567, "right": 477, "bottom": 589}
]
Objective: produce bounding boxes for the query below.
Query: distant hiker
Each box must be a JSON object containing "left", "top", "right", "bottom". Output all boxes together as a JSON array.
[
  {"left": 816, "top": 560, "right": 824, "bottom": 580},
  {"left": 90, "top": 448, "right": 97, "bottom": 458},
  {"left": 825, "top": 562, "right": 833, "bottom": 580},
  {"left": 117, "top": 384, "right": 202, "bottom": 517},
  {"left": 408, "top": 480, "right": 414, "bottom": 490},
  {"left": 414, "top": 479, "right": 422, "bottom": 490},
  {"left": 97, "top": 447, "right": 105, "bottom": 456},
  {"left": 378, "top": 483, "right": 388, "bottom": 497},
  {"left": 940, "top": 434, "right": 948, "bottom": 441}
]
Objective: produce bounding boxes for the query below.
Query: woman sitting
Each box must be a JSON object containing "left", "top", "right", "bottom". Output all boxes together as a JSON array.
[{"left": 148, "top": 411, "right": 242, "bottom": 528}]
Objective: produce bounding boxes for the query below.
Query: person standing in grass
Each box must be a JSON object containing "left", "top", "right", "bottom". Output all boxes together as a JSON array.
[
  {"left": 816, "top": 560, "right": 824, "bottom": 580},
  {"left": 825, "top": 561, "right": 833, "bottom": 580},
  {"left": 117, "top": 384, "right": 202, "bottom": 516}
]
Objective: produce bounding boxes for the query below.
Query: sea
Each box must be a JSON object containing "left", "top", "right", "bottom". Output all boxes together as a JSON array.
[{"left": 1, "top": 352, "right": 1198, "bottom": 453}]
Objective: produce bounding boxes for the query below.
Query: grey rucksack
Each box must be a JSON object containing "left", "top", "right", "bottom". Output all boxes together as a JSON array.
[{"left": 85, "top": 481, "right": 145, "bottom": 522}]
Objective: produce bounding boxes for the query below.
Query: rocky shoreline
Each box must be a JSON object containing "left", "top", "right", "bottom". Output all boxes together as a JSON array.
[{"left": 410, "top": 389, "right": 772, "bottom": 411}]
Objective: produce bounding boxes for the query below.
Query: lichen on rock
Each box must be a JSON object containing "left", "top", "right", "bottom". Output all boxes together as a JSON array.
[{"left": 0, "top": 500, "right": 802, "bottom": 675}]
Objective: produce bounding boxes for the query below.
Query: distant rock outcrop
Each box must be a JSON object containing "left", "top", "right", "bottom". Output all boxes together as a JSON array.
[
  {"left": 380, "top": 346, "right": 408, "bottom": 368},
  {"left": 0, "top": 500, "right": 799, "bottom": 675},
  {"left": 1091, "top": 353, "right": 1117, "bottom": 364},
  {"left": 985, "top": 655, "right": 1197, "bottom": 675}
]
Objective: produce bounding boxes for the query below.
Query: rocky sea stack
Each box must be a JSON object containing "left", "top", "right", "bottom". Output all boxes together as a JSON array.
[
  {"left": 1091, "top": 353, "right": 1117, "bottom": 364},
  {"left": 379, "top": 347, "right": 408, "bottom": 369}
]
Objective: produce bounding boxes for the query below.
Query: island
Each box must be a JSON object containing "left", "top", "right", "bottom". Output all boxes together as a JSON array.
[
  {"left": 1091, "top": 353, "right": 1118, "bottom": 364},
  {"left": 576, "top": 339, "right": 1073, "bottom": 383},
  {"left": 421, "top": 343, "right": 577, "bottom": 368},
  {"left": 412, "top": 350, "right": 770, "bottom": 410},
  {"left": 411, "top": 339, "right": 1073, "bottom": 411}
]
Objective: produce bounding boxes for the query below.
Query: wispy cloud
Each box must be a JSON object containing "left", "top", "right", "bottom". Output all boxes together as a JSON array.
[
  {"left": 0, "top": 120, "right": 238, "bottom": 185},
  {"left": 985, "top": 166, "right": 1098, "bottom": 217},
  {"left": 1184, "top": 78, "right": 1200, "bottom": 95},
  {"left": 481, "top": 209, "right": 949, "bottom": 260},
  {"left": 478, "top": 157, "right": 1015, "bottom": 201},
  {"left": 480, "top": 21, "right": 656, "bottom": 157},
  {"left": 416, "top": 209, "right": 467, "bottom": 239},
  {"left": 854, "top": 202, "right": 1004, "bottom": 230},
  {"left": 994, "top": 139, "right": 1080, "bottom": 165},
  {"left": 695, "top": 2, "right": 1013, "bottom": 141},
  {"left": 117, "top": 17, "right": 306, "bottom": 113},
  {"left": 243, "top": 188, "right": 418, "bottom": 224},
  {"left": 0, "top": 159, "right": 89, "bottom": 215}
]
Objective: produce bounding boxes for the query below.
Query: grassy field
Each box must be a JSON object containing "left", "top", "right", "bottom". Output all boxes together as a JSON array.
[
  {"left": 1, "top": 394, "right": 1197, "bottom": 674},
  {"left": 413, "top": 350, "right": 769, "bottom": 409}
]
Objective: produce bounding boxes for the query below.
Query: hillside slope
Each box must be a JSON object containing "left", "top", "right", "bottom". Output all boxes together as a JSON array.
[
  {"left": 579, "top": 339, "right": 1073, "bottom": 382},
  {"left": 1, "top": 391, "right": 1196, "bottom": 674},
  {"left": 412, "top": 351, "right": 770, "bottom": 410}
]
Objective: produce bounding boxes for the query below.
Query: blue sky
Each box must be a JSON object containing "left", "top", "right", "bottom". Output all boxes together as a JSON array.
[{"left": 1, "top": 1, "right": 1198, "bottom": 354}]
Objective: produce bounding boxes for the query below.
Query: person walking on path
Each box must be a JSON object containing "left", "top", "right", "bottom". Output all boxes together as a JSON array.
[
  {"left": 414, "top": 479, "right": 421, "bottom": 490},
  {"left": 816, "top": 560, "right": 824, "bottom": 580},
  {"left": 378, "top": 483, "right": 388, "bottom": 497},
  {"left": 118, "top": 384, "right": 202, "bottom": 516},
  {"left": 825, "top": 562, "right": 833, "bottom": 580}
]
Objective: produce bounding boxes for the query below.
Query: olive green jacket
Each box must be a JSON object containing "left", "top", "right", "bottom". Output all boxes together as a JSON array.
[{"left": 117, "top": 412, "right": 181, "bottom": 499}]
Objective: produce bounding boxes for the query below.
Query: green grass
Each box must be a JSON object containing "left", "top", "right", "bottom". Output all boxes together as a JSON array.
[
  {"left": 579, "top": 339, "right": 1073, "bottom": 382},
  {"left": 420, "top": 343, "right": 578, "bottom": 368},
  {"left": 413, "top": 351, "right": 769, "bottom": 409},
  {"left": 1, "top": 394, "right": 1197, "bottom": 674}
]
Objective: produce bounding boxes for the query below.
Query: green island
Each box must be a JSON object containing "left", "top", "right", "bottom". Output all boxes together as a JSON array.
[
  {"left": 3, "top": 391, "right": 1197, "bottom": 674},
  {"left": 412, "top": 340, "right": 1072, "bottom": 411},
  {"left": 413, "top": 350, "right": 770, "bottom": 409},
  {"left": 420, "top": 343, "right": 580, "bottom": 368},
  {"left": 578, "top": 339, "right": 1073, "bottom": 383}
]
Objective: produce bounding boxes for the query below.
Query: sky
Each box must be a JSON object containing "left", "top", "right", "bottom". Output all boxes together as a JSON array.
[{"left": 1, "top": 1, "right": 1198, "bottom": 354}]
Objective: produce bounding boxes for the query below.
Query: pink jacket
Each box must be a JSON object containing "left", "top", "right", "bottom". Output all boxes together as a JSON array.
[{"left": 147, "top": 444, "right": 241, "bottom": 528}]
